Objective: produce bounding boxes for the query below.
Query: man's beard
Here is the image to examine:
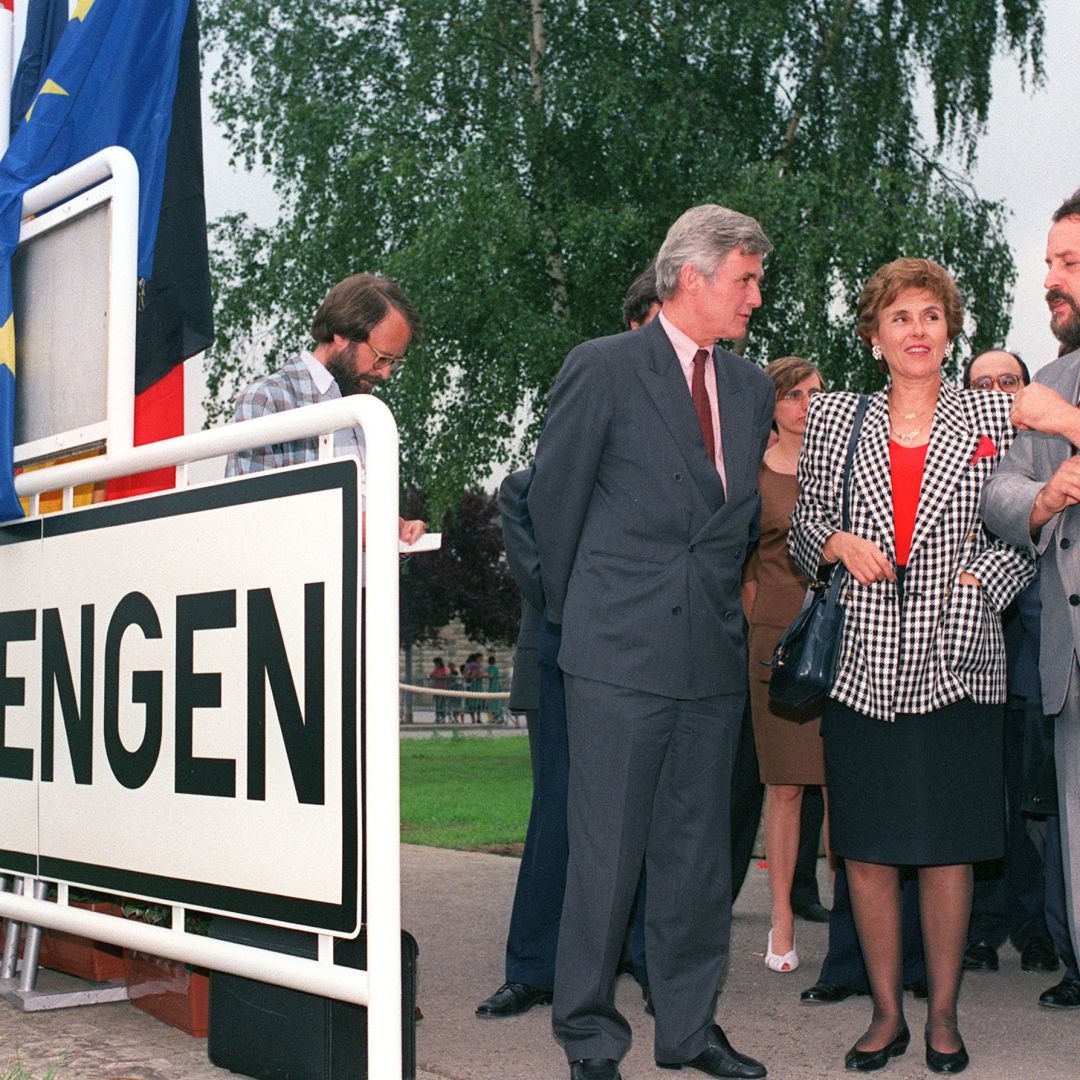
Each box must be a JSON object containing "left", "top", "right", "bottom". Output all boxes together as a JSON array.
[
  {"left": 1048, "top": 289, "right": 1080, "bottom": 353},
  {"left": 325, "top": 342, "right": 378, "bottom": 396}
]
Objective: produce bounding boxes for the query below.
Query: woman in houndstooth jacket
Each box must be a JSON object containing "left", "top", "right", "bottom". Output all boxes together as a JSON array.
[{"left": 789, "top": 259, "right": 1035, "bottom": 1075}]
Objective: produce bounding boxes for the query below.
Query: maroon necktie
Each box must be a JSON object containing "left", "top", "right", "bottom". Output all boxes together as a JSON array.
[{"left": 691, "top": 348, "right": 716, "bottom": 463}]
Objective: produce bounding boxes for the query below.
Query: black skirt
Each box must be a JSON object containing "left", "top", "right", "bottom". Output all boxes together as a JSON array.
[{"left": 822, "top": 696, "right": 1005, "bottom": 865}]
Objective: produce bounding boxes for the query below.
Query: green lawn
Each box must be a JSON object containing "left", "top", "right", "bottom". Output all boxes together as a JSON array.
[{"left": 400, "top": 733, "right": 533, "bottom": 850}]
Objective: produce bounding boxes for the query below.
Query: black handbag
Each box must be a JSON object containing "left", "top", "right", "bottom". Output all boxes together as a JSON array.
[{"left": 769, "top": 394, "right": 869, "bottom": 709}]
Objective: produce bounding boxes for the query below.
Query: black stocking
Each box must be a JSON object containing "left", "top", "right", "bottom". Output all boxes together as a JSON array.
[
  {"left": 847, "top": 859, "right": 905, "bottom": 1050},
  {"left": 917, "top": 863, "right": 973, "bottom": 1053}
]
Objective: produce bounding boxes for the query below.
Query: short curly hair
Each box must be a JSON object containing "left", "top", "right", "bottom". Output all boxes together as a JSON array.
[{"left": 856, "top": 258, "right": 964, "bottom": 372}]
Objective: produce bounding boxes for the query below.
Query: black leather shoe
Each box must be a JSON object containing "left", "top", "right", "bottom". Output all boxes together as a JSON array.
[
  {"left": 925, "top": 1039, "right": 968, "bottom": 1074},
  {"left": 793, "top": 900, "right": 831, "bottom": 923},
  {"left": 843, "top": 1026, "right": 910, "bottom": 1071},
  {"left": 1039, "top": 975, "right": 1080, "bottom": 1009},
  {"left": 643, "top": 983, "right": 655, "bottom": 1016},
  {"left": 961, "top": 940, "right": 998, "bottom": 972},
  {"left": 475, "top": 981, "right": 552, "bottom": 1018},
  {"left": 904, "top": 981, "right": 928, "bottom": 1001},
  {"left": 800, "top": 981, "right": 862, "bottom": 1004},
  {"left": 570, "top": 1058, "right": 621, "bottom": 1080},
  {"left": 656, "top": 1024, "right": 766, "bottom": 1078},
  {"left": 1021, "top": 935, "right": 1059, "bottom": 973}
]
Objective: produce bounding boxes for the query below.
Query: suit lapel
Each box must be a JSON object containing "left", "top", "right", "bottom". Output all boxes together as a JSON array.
[
  {"left": 850, "top": 391, "right": 895, "bottom": 559},
  {"left": 907, "top": 384, "right": 977, "bottom": 565},
  {"left": 638, "top": 320, "right": 726, "bottom": 510}
]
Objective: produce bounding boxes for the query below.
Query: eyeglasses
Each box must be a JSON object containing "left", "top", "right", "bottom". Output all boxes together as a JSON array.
[
  {"left": 364, "top": 341, "right": 408, "bottom": 371},
  {"left": 969, "top": 373, "right": 1021, "bottom": 391},
  {"left": 779, "top": 388, "right": 824, "bottom": 403}
]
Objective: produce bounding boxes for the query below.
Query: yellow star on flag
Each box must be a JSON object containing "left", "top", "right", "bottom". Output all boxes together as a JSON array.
[
  {"left": 0, "top": 315, "right": 14, "bottom": 376},
  {"left": 72, "top": 0, "right": 96, "bottom": 21},
  {"left": 25, "top": 79, "right": 69, "bottom": 122}
]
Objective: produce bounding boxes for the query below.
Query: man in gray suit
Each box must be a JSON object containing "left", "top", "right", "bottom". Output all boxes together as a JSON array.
[
  {"left": 529, "top": 205, "right": 774, "bottom": 1080},
  {"left": 982, "top": 187, "right": 1080, "bottom": 1019}
]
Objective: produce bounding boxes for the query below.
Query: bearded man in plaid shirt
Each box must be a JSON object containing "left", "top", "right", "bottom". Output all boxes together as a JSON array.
[{"left": 225, "top": 273, "right": 425, "bottom": 544}]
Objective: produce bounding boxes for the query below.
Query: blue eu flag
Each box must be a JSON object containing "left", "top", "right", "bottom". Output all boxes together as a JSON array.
[{"left": 0, "top": 0, "right": 191, "bottom": 521}]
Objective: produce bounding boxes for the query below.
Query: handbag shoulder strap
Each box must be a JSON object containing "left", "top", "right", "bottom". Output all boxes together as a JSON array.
[{"left": 841, "top": 394, "right": 870, "bottom": 533}]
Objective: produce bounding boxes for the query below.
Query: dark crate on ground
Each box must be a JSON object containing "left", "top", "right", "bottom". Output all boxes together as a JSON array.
[{"left": 207, "top": 919, "right": 417, "bottom": 1080}]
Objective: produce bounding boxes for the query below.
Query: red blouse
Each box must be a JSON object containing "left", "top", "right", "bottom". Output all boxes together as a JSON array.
[{"left": 890, "top": 441, "right": 929, "bottom": 567}]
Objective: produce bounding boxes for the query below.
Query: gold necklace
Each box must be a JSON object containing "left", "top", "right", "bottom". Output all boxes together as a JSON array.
[{"left": 888, "top": 399, "right": 933, "bottom": 444}]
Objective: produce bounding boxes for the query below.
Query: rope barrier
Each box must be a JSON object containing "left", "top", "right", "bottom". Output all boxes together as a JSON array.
[{"left": 399, "top": 683, "right": 511, "bottom": 700}]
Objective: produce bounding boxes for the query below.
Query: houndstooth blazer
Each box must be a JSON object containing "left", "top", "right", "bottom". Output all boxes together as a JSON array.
[
  {"left": 224, "top": 353, "right": 327, "bottom": 476},
  {"left": 789, "top": 384, "right": 1035, "bottom": 722}
]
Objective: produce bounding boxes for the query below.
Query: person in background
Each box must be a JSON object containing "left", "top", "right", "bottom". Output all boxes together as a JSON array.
[
  {"left": 430, "top": 656, "right": 450, "bottom": 724},
  {"left": 465, "top": 653, "right": 485, "bottom": 723},
  {"left": 961, "top": 350, "right": 1059, "bottom": 979},
  {"left": 475, "top": 267, "right": 660, "bottom": 1025},
  {"left": 448, "top": 662, "right": 465, "bottom": 723},
  {"left": 742, "top": 356, "right": 828, "bottom": 975},
  {"left": 790, "top": 257, "right": 1034, "bottom": 1074},
  {"left": 487, "top": 654, "right": 504, "bottom": 724}
]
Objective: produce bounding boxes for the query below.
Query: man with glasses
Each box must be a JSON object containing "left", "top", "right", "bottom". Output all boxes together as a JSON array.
[
  {"left": 225, "top": 272, "right": 426, "bottom": 542},
  {"left": 964, "top": 350, "right": 1030, "bottom": 395}
]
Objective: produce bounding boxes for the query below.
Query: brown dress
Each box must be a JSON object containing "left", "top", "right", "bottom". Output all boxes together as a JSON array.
[{"left": 744, "top": 463, "right": 826, "bottom": 785}]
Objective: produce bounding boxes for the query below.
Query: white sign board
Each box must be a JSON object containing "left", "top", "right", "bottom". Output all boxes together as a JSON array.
[{"left": 0, "top": 460, "right": 361, "bottom": 936}]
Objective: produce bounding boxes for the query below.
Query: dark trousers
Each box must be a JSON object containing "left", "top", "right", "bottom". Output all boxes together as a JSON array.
[
  {"left": 554, "top": 675, "right": 742, "bottom": 1064},
  {"left": 730, "top": 696, "right": 765, "bottom": 903},
  {"left": 793, "top": 786, "right": 826, "bottom": 910},
  {"left": 968, "top": 705, "right": 1049, "bottom": 949},
  {"left": 504, "top": 620, "right": 646, "bottom": 990},
  {"left": 818, "top": 859, "right": 926, "bottom": 991},
  {"left": 1045, "top": 813, "right": 1080, "bottom": 980}
]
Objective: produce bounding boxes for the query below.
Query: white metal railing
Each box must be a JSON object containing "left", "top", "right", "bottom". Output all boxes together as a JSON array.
[{"left": 3, "top": 396, "right": 403, "bottom": 1075}]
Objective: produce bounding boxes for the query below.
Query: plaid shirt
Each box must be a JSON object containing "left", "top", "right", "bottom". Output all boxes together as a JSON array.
[
  {"left": 789, "top": 384, "right": 1035, "bottom": 722},
  {"left": 225, "top": 353, "right": 336, "bottom": 476}
]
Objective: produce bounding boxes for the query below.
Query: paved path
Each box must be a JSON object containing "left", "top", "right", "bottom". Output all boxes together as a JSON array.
[{"left": 0, "top": 846, "right": 1076, "bottom": 1079}]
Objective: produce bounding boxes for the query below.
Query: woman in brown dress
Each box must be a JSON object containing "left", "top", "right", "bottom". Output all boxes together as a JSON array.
[{"left": 742, "top": 356, "right": 827, "bottom": 974}]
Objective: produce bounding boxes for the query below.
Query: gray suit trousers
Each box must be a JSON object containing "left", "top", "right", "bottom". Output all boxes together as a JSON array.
[
  {"left": 1055, "top": 657, "right": 1080, "bottom": 968},
  {"left": 553, "top": 674, "right": 743, "bottom": 1064}
]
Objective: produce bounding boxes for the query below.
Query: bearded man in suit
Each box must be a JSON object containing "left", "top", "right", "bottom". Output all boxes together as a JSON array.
[{"left": 529, "top": 205, "right": 774, "bottom": 1080}]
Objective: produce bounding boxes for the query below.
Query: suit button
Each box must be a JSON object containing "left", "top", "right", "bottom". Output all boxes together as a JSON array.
[
  {"left": 733, "top": 549, "right": 743, "bottom": 561},
  {"left": 688, "top": 545, "right": 695, "bottom": 553},
  {"left": 1071, "top": 596, "right": 1080, "bottom": 607},
  {"left": 671, "top": 605, "right": 682, "bottom": 615},
  {"left": 1063, "top": 537, "right": 1072, "bottom": 549},
  {"left": 674, "top": 473, "right": 684, "bottom": 482},
  {"left": 724, "top": 611, "right": 736, "bottom": 621}
]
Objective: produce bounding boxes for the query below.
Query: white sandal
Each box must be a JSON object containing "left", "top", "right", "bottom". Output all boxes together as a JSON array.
[{"left": 765, "top": 929, "right": 799, "bottom": 973}]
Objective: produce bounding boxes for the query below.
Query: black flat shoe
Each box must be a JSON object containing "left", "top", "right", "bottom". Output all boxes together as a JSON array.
[
  {"left": 844, "top": 1026, "right": 910, "bottom": 1072},
  {"left": 475, "top": 981, "right": 552, "bottom": 1017},
  {"left": 1021, "top": 935, "right": 1059, "bottom": 973},
  {"left": 801, "top": 981, "right": 862, "bottom": 1004},
  {"left": 925, "top": 1039, "right": 968, "bottom": 1074},
  {"left": 961, "top": 940, "right": 998, "bottom": 972},
  {"left": 1039, "top": 975, "right": 1080, "bottom": 1009}
]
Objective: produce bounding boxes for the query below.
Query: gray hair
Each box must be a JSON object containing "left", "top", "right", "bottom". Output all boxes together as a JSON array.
[{"left": 654, "top": 204, "right": 773, "bottom": 300}]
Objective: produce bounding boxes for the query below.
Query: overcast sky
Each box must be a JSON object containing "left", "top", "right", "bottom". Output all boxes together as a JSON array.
[{"left": 200, "top": 0, "right": 1080, "bottom": 377}]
